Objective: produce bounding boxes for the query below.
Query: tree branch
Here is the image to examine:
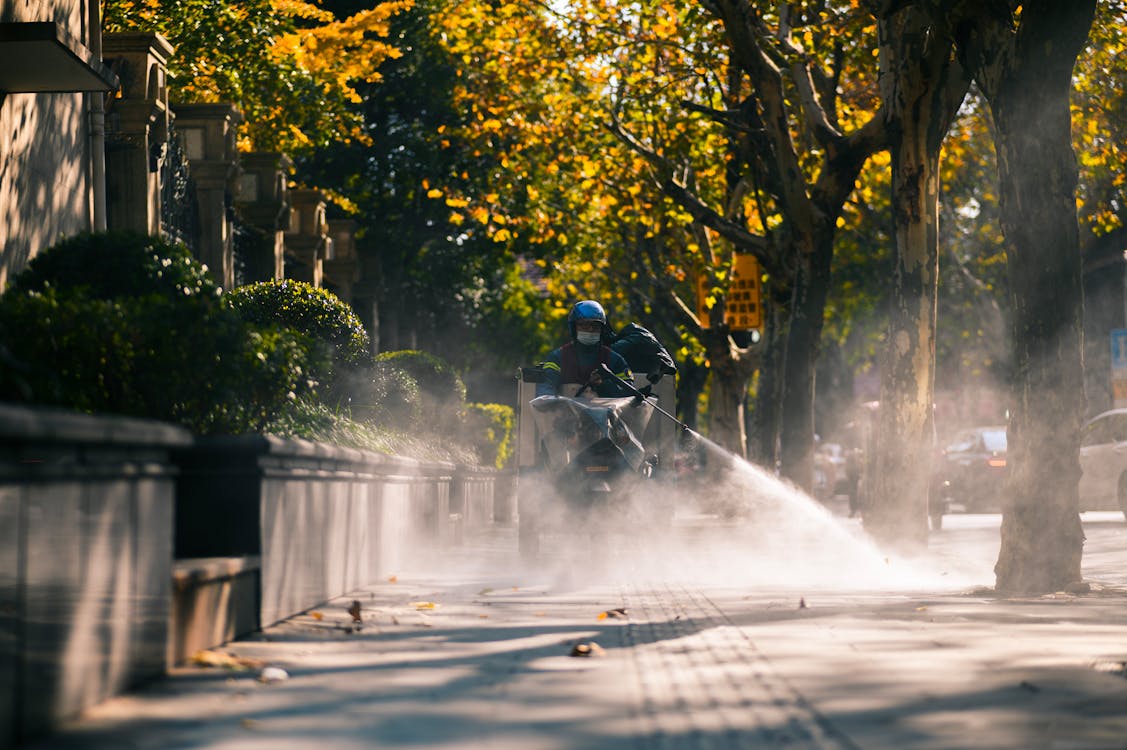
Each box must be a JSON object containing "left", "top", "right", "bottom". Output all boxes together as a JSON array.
[{"left": 605, "top": 116, "right": 772, "bottom": 258}]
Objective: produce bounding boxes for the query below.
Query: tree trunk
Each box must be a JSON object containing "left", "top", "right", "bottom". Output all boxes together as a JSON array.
[
  {"left": 675, "top": 358, "right": 709, "bottom": 431},
  {"left": 868, "top": 146, "right": 941, "bottom": 549},
  {"left": 749, "top": 301, "right": 785, "bottom": 468},
  {"left": 866, "top": 6, "right": 967, "bottom": 550},
  {"left": 952, "top": 0, "right": 1095, "bottom": 593},
  {"left": 703, "top": 327, "right": 756, "bottom": 456},
  {"left": 990, "top": 47, "right": 1090, "bottom": 593},
  {"left": 778, "top": 236, "right": 833, "bottom": 492}
]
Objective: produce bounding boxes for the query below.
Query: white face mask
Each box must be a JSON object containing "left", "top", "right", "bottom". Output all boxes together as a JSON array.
[{"left": 576, "top": 330, "right": 601, "bottom": 346}]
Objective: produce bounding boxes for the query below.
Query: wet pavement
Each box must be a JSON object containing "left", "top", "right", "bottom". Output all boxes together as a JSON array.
[{"left": 20, "top": 510, "right": 1127, "bottom": 750}]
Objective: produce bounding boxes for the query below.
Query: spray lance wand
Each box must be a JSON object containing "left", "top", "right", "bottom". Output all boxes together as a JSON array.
[{"left": 591, "top": 363, "right": 701, "bottom": 441}]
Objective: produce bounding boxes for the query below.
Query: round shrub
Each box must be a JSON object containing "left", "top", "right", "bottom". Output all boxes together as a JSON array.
[
  {"left": 373, "top": 350, "right": 467, "bottom": 431},
  {"left": 228, "top": 280, "right": 370, "bottom": 401},
  {"left": 10, "top": 230, "right": 221, "bottom": 299},
  {"left": 336, "top": 361, "right": 424, "bottom": 428},
  {"left": 228, "top": 280, "right": 370, "bottom": 366},
  {"left": 374, "top": 350, "right": 466, "bottom": 402}
]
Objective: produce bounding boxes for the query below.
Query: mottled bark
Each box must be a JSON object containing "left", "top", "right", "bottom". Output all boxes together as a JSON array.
[
  {"left": 749, "top": 298, "right": 786, "bottom": 466},
  {"left": 778, "top": 237, "right": 834, "bottom": 491},
  {"left": 950, "top": 0, "right": 1094, "bottom": 593},
  {"left": 866, "top": 5, "right": 968, "bottom": 549},
  {"left": 703, "top": 328, "right": 757, "bottom": 456}
]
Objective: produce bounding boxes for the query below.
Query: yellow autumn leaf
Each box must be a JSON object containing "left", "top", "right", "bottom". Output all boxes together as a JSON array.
[{"left": 426, "top": 188, "right": 443, "bottom": 199}]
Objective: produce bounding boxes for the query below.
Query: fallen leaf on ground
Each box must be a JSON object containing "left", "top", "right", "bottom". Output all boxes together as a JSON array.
[
  {"left": 388, "top": 575, "right": 398, "bottom": 583},
  {"left": 569, "top": 641, "right": 606, "bottom": 658},
  {"left": 597, "top": 608, "right": 628, "bottom": 620},
  {"left": 411, "top": 601, "right": 439, "bottom": 610},
  {"left": 310, "top": 611, "right": 324, "bottom": 621},
  {"left": 191, "top": 650, "right": 264, "bottom": 671},
  {"left": 348, "top": 600, "right": 363, "bottom": 623},
  {"left": 478, "top": 588, "right": 494, "bottom": 595}
]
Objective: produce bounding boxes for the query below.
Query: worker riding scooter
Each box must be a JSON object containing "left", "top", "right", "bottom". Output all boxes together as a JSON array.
[{"left": 515, "top": 301, "right": 692, "bottom": 558}]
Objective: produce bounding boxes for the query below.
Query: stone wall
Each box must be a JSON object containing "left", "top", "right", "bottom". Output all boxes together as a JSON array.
[
  {"left": 0, "top": 404, "right": 190, "bottom": 747},
  {"left": 173, "top": 436, "right": 493, "bottom": 628},
  {"left": 0, "top": 405, "right": 505, "bottom": 746}
]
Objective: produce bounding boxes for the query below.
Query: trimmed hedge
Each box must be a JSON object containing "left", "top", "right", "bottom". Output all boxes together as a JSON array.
[
  {"left": 461, "top": 402, "right": 515, "bottom": 469},
  {"left": 1, "top": 232, "right": 516, "bottom": 467},
  {"left": 10, "top": 230, "right": 220, "bottom": 299},
  {"left": 228, "top": 280, "right": 370, "bottom": 365},
  {"left": 0, "top": 232, "right": 309, "bottom": 434},
  {"left": 374, "top": 350, "right": 466, "bottom": 403}
]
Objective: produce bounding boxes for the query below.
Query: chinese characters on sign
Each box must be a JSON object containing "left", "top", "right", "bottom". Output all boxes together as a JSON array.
[{"left": 696, "top": 254, "right": 762, "bottom": 331}]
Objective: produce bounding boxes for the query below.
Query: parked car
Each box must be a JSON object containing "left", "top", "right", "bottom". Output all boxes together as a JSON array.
[
  {"left": 1079, "top": 409, "right": 1127, "bottom": 515},
  {"left": 932, "top": 426, "right": 1008, "bottom": 513}
]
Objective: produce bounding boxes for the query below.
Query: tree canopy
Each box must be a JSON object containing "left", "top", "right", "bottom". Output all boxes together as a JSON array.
[{"left": 103, "top": 0, "right": 410, "bottom": 152}]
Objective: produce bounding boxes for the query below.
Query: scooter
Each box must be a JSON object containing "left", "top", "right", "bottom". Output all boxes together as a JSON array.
[{"left": 515, "top": 364, "right": 697, "bottom": 559}]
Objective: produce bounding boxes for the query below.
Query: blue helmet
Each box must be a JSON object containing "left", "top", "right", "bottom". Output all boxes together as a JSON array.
[{"left": 567, "top": 300, "right": 608, "bottom": 340}]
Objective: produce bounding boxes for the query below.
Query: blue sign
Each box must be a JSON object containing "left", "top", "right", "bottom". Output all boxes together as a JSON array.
[{"left": 1112, "top": 329, "right": 1127, "bottom": 370}]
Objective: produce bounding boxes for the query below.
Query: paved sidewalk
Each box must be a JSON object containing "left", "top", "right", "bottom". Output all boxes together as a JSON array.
[{"left": 22, "top": 514, "right": 1127, "bottom": 750}]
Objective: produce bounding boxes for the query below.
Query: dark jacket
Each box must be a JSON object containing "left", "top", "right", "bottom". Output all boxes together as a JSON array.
[{"left": 535, "top": 342, "right": 634, "bottom": 397}]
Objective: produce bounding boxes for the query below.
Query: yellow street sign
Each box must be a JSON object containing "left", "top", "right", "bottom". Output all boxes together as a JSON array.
[{"left": 697, "top": 254, "right": 762, "bottom": 330}]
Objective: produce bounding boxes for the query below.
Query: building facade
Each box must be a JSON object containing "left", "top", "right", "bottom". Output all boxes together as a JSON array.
[{"left": 0, "top": 1, "right": 117, "bottom": 290}]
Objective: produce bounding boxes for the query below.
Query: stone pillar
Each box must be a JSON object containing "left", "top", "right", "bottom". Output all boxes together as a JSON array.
[
  {"left": 284, "top": 189, "right": 331, "bottom": 288},
  {"left": 323, "top": 219, "right": 360, "bottom": 304},
  {"left": 173, "top": 103, "right": 242, "bottom": 290},
  {"left": 101, "top": 33, "right": 174, "bottom": 236},
  {"left": 234, "top": 152, "right": 292, "bottom": 283}
]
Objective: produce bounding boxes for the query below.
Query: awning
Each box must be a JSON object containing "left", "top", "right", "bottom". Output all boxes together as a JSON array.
[{"left": 0, "top": 22, "right": 118, "bottom": 93}]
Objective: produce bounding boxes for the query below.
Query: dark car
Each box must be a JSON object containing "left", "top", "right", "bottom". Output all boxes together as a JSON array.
[
  {"left": 1079, "top": 408, "right": 1127, "bottom": 515},
  {"left": 932, "top": 426, "right": 1008, "bottom": 513}
]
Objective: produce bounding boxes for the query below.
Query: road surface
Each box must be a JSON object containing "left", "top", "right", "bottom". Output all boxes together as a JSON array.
[{"left": 24, "top": 507, "right": 1127, "bottom": 750}]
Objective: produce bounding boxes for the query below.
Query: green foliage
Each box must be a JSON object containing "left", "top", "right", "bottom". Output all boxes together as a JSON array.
[
  {"left": 375, "top": 349, "right": 466, "bottom": 403},
  {"left": 10, "top": 230, "right": 221, "bottom": 298},
  {"left": 461, "top": 402, "right": 515, "bottom": 469},
  {"left": 371, "top": 349, "right": 467, "bottom": 433},
  {"left": 296, "top": 1, "right": 558, "bottom": 400},
  {"left": 102, "top": 0, "right": 408, "bottom": 153},
  {"left": 266, "top": 397, "right": 477, "bottom": 465},
  {"left": 0, "top": 233, "right": 308, "bottom": 434},
  {"left": 338, "top": 360, "right": 424, "bottom": 428},
  {"left": 228, "top": 279, "right": 371, "bottom": 398}
]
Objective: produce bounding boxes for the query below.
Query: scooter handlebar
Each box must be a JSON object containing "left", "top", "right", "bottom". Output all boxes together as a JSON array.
[{"left": 596, "top": 363, "right": 695, "bottom": 435}]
